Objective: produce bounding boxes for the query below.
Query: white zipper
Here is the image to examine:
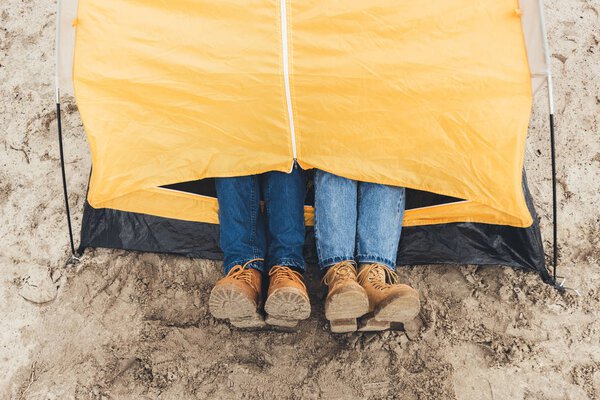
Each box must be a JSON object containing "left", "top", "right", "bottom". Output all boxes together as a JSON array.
[{"left": 280, "top": 0, "right": 297, "bottom": 172}]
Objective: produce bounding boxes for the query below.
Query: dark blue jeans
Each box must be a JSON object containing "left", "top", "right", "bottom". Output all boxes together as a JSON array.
[{"left": 215, "top": 167, "right": 307, "bottom": 274}]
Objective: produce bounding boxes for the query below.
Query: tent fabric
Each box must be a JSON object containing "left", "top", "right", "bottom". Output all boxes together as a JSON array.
[
  {"left": 78, "top": 172, "right": 551, "bottom": 283},
  {"left": 57, "top": 0, "right": 77, "bottom": 96},
  {"left": 66, "top": 0, "right": 548, "bottom": 229},
  {"left": 519, "top": 0, "right": 551, "bottom": 94},
  {"left": 58, "top": 0, "right": 551, "bottom": 96}
]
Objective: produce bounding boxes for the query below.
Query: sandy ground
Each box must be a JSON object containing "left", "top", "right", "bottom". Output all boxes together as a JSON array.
[{"left": 1, "top": 1, "right": 599, "bottom": 399}]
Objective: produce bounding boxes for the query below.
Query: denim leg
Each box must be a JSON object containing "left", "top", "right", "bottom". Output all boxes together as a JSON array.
[
  {"left": 356, "top": 182, "right": 406, "bottom": 270},
  {"left": 314, "top": 170, "right": 358, "bottom": 271},
  {"left": 261, "top": 166, "right": 307, "bottom": 272},
  {"left": 215, "top": 175, "right": 267, "bottom": 274}
]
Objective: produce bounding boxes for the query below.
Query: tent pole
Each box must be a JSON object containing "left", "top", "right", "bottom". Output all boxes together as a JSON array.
[
  {"left": 56, "top": 99, "right": 77, "bottom": 259},
  {"left": 547, "top": 73, "right": 557, "bottom": 284},
  {"left": 549, "top": 104, "right": 557, "bottom": 284},
  {"left": 537, "top": 0, "right": 559, "bottom": 285},
  {"left": 55, "top": 0, "right": 79, "bottom": 262}
]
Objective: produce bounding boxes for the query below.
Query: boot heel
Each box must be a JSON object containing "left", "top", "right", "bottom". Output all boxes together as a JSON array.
[
  {"left": 329, "top": 318, "right": 357, "bottom": 333},
  {"left": 358, "top": 313, "right": 391, "bottom": 331}
]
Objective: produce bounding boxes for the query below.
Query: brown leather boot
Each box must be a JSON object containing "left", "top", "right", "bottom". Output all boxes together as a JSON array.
[
  {"left": 357, "top": 263, "right": 420, "bottom": 324},
  {"left": 264, "top": 266, "right": 311, "bottom": 327},
  {"left": 209, "top": 263, "right": 265, "bottom": 328},
  {"left": 322, "top": 261, "right": 369, "bottom": 333}
]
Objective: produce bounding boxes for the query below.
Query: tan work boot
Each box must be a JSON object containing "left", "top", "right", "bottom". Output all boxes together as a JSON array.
[
  {"left": 209, "top": 263, "right": 265, "bottom": 328},
  {"left": 322, "top": 261, "right": 369, "bottom": 333},
  {"left": 357, "top": 263, "right": 420, "bottom": 325},
  {"left": 264, "top": 266, "right": 311, "bottom": 327}
]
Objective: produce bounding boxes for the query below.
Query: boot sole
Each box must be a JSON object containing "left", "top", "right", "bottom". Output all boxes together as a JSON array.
[
  {"left": 209, "top": 284, "right": 265, "bottom": 328},
  {"left": 330, "top": 318, "right": 358, "bottom": 333},
  {"left": 326, "top": 288, "right": 369, "bottom": 333},
  {"left": 355, "top": 294, "right": 420, "bottom": 332},
  {"left": 264, "top": 287, "right": 311, "bottom": 326},
  {"left": 374, "top": 292, "right": 421, "bottom": 323},
  {"left": 358, "top": 313, "right": 391, "bottom": 331},
  {"left": 325, "top": 289, "right": 370, "bottom": 321}
]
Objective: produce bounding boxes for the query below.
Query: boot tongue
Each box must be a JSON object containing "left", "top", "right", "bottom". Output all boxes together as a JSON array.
[
  {"left": 372, "top": 265, "right": 387, "bottom": 283},
  {"left": 358, "top": 264, "right": 390, "bottom": 288},
  {"left": 337, "top": 264, "right": 355, "bottom": 279}
]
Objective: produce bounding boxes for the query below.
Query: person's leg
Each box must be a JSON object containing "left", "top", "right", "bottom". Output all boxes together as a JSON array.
[
  {"left": 314, "top": 170, "right": 369, "bottom": 333},
  {"left": 261, "top": 166, "right": 311, "bottom": 326},
  {"left": 314, "top": 170, "right": 357, "bottom": 270},
  {"left": 209, "top": 175, "right": 267, "bottom": 329},
  {"left": 355, "top": 182, "right": 420, "bottom": 325},
  {"left": 261, "top": 165, "right": 307, "bottom": 271},
  {"left": 215, "top": 175, "right": 267, "bottom": 273},
  {"left": 356, "top": 181, "right": 405, "bottom": 269}
]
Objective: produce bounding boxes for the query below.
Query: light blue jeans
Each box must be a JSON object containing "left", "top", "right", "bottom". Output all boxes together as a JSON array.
[{"left": 314, "top": 170, "right": 406, "bottom": 271}]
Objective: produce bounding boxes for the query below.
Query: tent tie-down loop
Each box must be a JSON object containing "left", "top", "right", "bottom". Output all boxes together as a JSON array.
[{"left": 553, "top": 276, "right": 581, "bottom": 297}]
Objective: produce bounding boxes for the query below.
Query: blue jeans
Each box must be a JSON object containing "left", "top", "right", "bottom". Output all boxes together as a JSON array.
[
  {"left": 215, "top": 167, "right": 307, "bottom": 274},
  {"left": 314, "top": 170, "right": 406, "bottom": 271}
]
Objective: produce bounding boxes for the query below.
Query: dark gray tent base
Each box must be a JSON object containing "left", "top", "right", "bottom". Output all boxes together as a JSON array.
[{"left": 78, "top": 173, "right": 553, "bottom": 285}]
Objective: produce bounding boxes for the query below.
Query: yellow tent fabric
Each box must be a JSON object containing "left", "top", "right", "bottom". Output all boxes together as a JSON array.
[{"left": 73, "top": 0, "right": 534, "bottom": 228}]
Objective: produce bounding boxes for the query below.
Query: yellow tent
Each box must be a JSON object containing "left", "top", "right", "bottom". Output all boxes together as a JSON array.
[{"left": 55, "top": 0, "right": 556, "bottom": 284}]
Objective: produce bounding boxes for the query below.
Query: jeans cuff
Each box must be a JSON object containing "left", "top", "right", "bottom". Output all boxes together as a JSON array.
[
  {"left": 268, "top": 258, "right": 305, "bottom": 273},
  {"left": 356, "top": 255, "right": 397, "bottom": 271},
  {"left": 224, "top": 258, "right": 266, "bottom": 274},
  {"left": 319, "top": 256, "right": 356, "bottom": 271}
]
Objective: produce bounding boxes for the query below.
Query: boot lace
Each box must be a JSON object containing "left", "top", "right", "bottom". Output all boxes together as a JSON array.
[
  {"left": 269, "top": 266, "right": 307, "bottom": 291},
  {"left": 226, "top": 258, "right": 263, "bottom": 292},
  {"left": 357, "top": 263, "right": 399, "bottom": 291},
  {"left": 322, "top": 261, "right": 358, "bottom": 286}
]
